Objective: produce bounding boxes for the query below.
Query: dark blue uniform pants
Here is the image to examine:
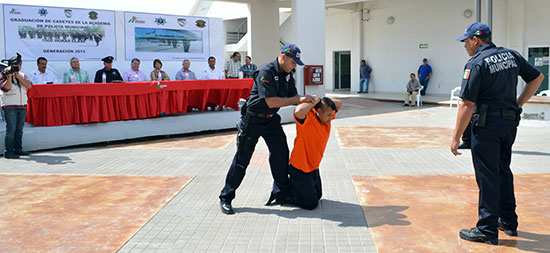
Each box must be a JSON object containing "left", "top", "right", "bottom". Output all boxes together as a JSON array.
[
  {"left": 220, "top": 114, "right": 290, "bottom": 203},
  {"left": 471, "top": 116, "right": 518, "bottom": 236},
  {"left": 289, "top": 164, "right": 322, "bottom": 210},
  {"left": 420, "top": 78, "right": 429, "bottom": 96},
  {"left": 462, "top": 122, "right": 472, "bottom": 144}
]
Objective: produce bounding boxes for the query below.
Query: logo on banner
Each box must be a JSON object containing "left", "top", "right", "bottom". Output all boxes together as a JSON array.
[
  {"left": 154, "top": 17, "right": 166, "bottom": 25},
  {"left": 177, "top": 18, "right": 187, "bottom": 27},
  {"left": 128, "top": 16, "right": 145, "bottom": 23},
  {"left": 38, "top": 8, "right": 48, "bottom": 16},
  {"left": 64, "top": 9, "right": 72, "bottom": 18},
  {"left": 196, "top": 19, "right": 206, "bottom": 28},
  {"left": 9, "top": 8, "right": 21, "bottom": 15},
  {"left": 88, "top": 11, "right": 98, "bottom": 20}
]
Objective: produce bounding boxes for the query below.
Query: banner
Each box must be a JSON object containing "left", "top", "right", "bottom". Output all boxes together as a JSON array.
[
  {"left": 3, "top": 4, "right": 116, "bottom": 61},
  {"left": 124, "top": 12, "right": 210, "bottom": 61}
]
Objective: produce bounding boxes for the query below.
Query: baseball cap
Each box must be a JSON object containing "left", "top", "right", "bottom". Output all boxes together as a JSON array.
[
  {"left": 423, "top": 58, "right": 428, "bottom": 62},
  {"left": 281, "top": 44, "right": 304, "bottom": 66},
  {"left": 102, "top": 56, "right": 114, "bottom": 63},
  {"left": 456, "top": 22, "right": 491, "bottom": 42}
]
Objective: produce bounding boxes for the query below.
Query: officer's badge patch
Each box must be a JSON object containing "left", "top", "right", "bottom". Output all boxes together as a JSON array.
[
  {"left": 260, "top": 76, "right": 269, "bottom": 83},
  {"left": 196, "top": 20, "right": 207, "bottom": 28},
  {"left": 463, "top": 69, "right": 471, "bottom": 80},
  {"left": 274, "top": 76, "right": 279, "bottom": 81},
  {"left": 88, "top": 11, "right": 98, "bottom": 20},
  {"left": 286, "top": 74, "right": 290, "bottom": 82}
]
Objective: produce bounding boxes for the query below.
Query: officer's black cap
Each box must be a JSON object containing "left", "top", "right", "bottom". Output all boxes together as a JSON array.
[{"left": 102, "top": 56, "right": 114, "bottom": 63}]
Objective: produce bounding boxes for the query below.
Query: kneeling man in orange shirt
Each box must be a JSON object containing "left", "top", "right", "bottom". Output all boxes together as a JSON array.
[{"left": 267, "top": 95, "right": 342, "bottom": 209}]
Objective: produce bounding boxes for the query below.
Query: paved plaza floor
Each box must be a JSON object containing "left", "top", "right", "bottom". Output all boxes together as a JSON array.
[{"left": 1, "top": 97, "right": 549, "bottom": 252}]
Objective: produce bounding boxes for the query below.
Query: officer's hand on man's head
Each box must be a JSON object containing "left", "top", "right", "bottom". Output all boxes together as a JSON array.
[
  {"left": 312, "top": 95, "right": 321, "bottom": 105},
  {"left": 300, "top": 95, "right": 315, "bottom": 104}
]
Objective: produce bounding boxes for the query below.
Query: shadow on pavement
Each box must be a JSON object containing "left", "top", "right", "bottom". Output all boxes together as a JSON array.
[
  {"left": 512, "top": 150, "right": 550, "bottom": 156},
  {"left": 499, "top": 230, "right": 550, "bottom": 252},
  {"left": 238, "top": 199, "right": 410, "bottom": 228},
  {"left": 21, "top": 155, "right": 74, "bottom": 165}
]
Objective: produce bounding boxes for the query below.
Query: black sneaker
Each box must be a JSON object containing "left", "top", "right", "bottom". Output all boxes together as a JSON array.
[
  {"left": 402, "top": 104, "right": 409, "bottom": 107},
  {"left": 459, "top": 227, "right": 498, "bottom": 245},
  {"left": 14, "top": 150, "right": 30, "bottom": 156},
  {"left": 4, "top": 152, "right": 20, "bottom": 159},
  {"left": 458, "top": 143, "right": 471, "bottom": 149},
  {"left": 498, "top": 220, "right": 518, "bottom": 236}
]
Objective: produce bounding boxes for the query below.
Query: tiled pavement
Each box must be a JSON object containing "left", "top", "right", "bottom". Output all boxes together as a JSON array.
[{"left": 1, "top": 97, "right": 550, "bottom": 252}]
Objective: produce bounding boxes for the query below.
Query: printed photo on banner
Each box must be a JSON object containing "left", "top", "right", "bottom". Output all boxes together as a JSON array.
[
  {"left": 124, "top": 12, "right": 210, "bottom": 61},
  {"left": 3, "top": 4, "right": 116, "bottom": 61}
]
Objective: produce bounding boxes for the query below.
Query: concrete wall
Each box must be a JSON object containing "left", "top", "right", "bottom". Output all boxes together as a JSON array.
[
  {"left": 359, "top": 0, "right": 473, "bottom": 95},
  {"left": 321, "top": 0, "right": 550, "bottom": 95},
  {"left": 325, "top": 9, "right": 354, "bottom": 92}
]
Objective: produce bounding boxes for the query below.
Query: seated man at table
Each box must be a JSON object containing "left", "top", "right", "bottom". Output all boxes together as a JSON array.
[
  {"left": 122, "top": 58, "right": 147, "bottom": 82},
  {"left": 266, "top": 96, "right": 342, "bottom": 210},
  {"left": 30, "top": 57, "right": 58, "bottom": 84},
  {"left": 63, "top": 57, "right": 90, "bottom": 84},
  {"left": 94, "top": 56, "right": 123, "bottom": 83},
  {"left": 202, "top": 56, "right": 224, "bottom": 80},
  {"left": 175, "top": 59, "right": 196, "bottom": 80}
]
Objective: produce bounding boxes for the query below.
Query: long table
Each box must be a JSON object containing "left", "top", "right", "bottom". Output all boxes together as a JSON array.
[{"left": 26, "top": 79, "right": 253, "bottom": 127}]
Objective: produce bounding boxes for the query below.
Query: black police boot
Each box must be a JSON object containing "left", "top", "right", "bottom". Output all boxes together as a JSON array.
[
  {"left": 265, "top": 192, "right": 276, "bottom": 206},
  {"left": 4, "top": 152, "right": 20, "bottom": 159},
  {"left": 498, "top": 219, "right": 518, "bottom": 236},
  {"left": 458, "top": 142, "right": 471, "bottom": 149},
  {"left": 220, "top": 201, "right": 235, "bottom": 215},
  {"left": 459, "top": 227, "right": 498, "bottom": 245},
  {"left": 14, "top": 150, "right": 30, "bottom": 156}
]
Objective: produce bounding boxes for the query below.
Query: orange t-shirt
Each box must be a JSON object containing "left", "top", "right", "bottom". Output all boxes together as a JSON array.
[{"left": 289, "top": 108, "right": 333, "bottom": 173}]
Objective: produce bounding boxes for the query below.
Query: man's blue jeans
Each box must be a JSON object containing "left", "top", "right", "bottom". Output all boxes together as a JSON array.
[
  {"left": 359, "top": 78, "right": 370, "bottom": 93},
  {"left": 2, "top": 108, "right": 26, "bottom": 155},
  {"left": 420, "top": 78, "right": 430, "bottom": 96}
]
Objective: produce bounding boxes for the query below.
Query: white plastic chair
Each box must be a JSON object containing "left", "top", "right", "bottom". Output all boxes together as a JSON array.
[
  {"left": 407, "top": 86, "right": 423, "bottom": 107},
  {"left": 450, "top": 86, "right": 461, "bottom": 108},
  {"left": 537, "top": 90, "right": 550, "bottom": 96}
]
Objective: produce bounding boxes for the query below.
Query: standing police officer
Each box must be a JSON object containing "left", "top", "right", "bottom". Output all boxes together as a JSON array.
[
  {"left": 451, "top": 22, "right": 543, "bottom": 245},
  {"left": 219, "top": 44, "right": 314, "bottom": 214}
]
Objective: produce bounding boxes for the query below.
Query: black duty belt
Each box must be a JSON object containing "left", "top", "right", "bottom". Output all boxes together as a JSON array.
[
  {"left": 246, "top": 111, "right": 273, "bottom": 118},
  {"left": 486, "top": 109, "right": 518, "bottom": 121}
]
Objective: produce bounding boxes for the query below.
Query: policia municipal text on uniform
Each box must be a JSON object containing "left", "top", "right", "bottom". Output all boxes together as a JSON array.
[
  {"left": 451, "top": 22, "right": 544, "bottom": 245},
  {"left": 219, "top": 44, "right": 315, "bottom": 215}
]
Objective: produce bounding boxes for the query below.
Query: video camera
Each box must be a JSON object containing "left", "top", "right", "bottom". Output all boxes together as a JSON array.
[{"left": 0, "top": 53, "right": 22, "bottom": 77}]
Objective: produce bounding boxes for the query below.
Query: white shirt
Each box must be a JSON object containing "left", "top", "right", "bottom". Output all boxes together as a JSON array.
[
  {"left": 30, "top": 70, "right": 58, "bottom": 84},
  {"left": 202, "top": 67, "right": 225, "bottom": 80}
]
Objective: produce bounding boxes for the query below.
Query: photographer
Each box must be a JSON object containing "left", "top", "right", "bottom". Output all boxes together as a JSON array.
[{"left": 1, "top": 54, "right": 32, "bottom": 159}]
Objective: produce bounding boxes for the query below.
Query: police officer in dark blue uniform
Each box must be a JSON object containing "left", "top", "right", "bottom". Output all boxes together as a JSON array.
[
  {"left": 451, "top": 22, "right": 543, "bottom": 245},
  {"left": 219, "top": 44, "right": 314, "bottom": 214},
  {"left": 94, "top": 56, "right": 123, "bottom": 83}
]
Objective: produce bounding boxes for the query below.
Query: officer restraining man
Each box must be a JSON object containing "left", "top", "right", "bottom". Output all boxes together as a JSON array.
[
  {"left": 451, "top": 22, "right": 544, "bottom": 245},
  {"left": 219, "top": 44, "right": 314, "bottom": 214}
]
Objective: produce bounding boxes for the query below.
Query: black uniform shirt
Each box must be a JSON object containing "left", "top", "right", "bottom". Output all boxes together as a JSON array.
[
  {"left": 460, "top": 42, "right": 541, "bottom": 111},
  {"left": 94, "top": 68, "right": 123, "bottom": 83},
  {"left": 246, "top": 57, "right": 298, "bottom": 114}
]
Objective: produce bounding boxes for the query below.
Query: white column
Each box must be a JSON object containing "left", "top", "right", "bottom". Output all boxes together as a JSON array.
[
  {"left": 351, "top": 5, "right": 362, "bottom": 93},
  {"left": 247, "top": 1, "right": 279, "bottom": 67},
  {"left": 292, "top": 0, "right": 326, "bottom": 96},
  {"left": 506, "top": 0, "right": 526, "bottom": 92}
]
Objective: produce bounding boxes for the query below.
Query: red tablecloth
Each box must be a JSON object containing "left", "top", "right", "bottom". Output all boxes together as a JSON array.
[{"left": 26, "top": 79, "right": 253, "bottom": 127}]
